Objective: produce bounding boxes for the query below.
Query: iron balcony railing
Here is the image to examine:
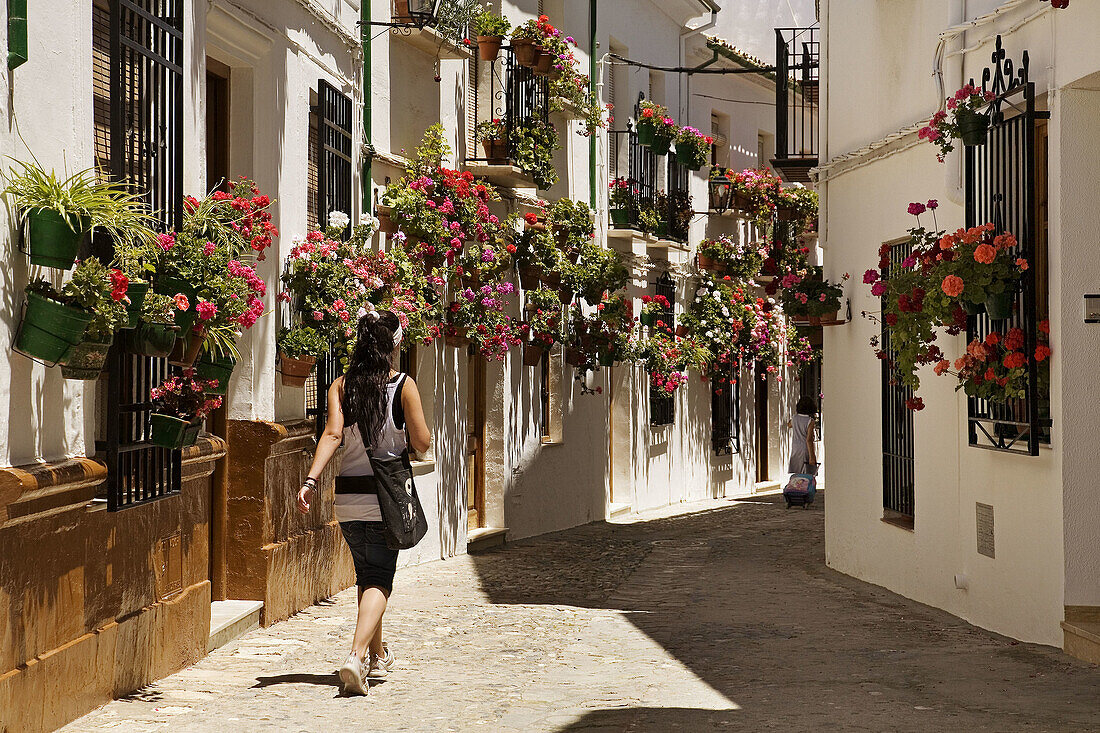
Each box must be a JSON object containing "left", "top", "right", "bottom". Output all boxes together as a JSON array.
[
  {"left": 608, "top": 125, "right": 659, "bottom": 229},
  {"left": 774, "top": 26, "right": 819, "bottom": 183},
  {"left": 468, "top": 45, "right": 550, "bottom": 166}
]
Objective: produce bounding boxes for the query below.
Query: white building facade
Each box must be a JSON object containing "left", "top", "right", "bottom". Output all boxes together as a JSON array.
[{"left": 819, "top": 0, "right": 1100, "bottom": 661}]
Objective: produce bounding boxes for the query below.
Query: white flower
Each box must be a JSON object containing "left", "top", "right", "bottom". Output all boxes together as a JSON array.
[
  {"left": 721, "top": 308, "right": 729, "bottom": 317},
  {"left": 361, "top": 213, "right": 380, "bottom": 233},
  {"left": 356, "top": 306, "right": 368, "bottom": 318},
  {"left": 328, "top": 210, "right": 350, "bottom": 230}
]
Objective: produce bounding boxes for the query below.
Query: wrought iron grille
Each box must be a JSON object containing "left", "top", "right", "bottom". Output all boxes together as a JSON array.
[
  {"left": 711, "top": 368, "right": 739, "bottom": 455},
  {"left": 882, "top": 240, "right": 915, "bottom": 518},
  {"left": 467, "top": 46, "right": 550, "bottom": 165},
  {"left": 964, "top": 36, "right": 1050, "bottom": 456},
  {"left": 773, "top": 26, "right": 819, "bottom": 184},
  {"left": 306, "top": 342, "right": 342, "bottom": 440},
  {"left": 649, "top": 273, "right": 675, "bottom": 427},
  {"left": 666, "top": 156, "right": 690, "bottom": 243},
  {"left": 97, "top": 0, "right": 185, "bottom": 511},
  {"left": 608, "top": 125, "right": 659, "bottom": 228},
  {"left": 317, "top": 79, "right": 353, "bottom": 234}
]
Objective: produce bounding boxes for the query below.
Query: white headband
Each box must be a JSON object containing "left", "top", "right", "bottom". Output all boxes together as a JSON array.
[{"left": 392, "top": 324, "right": 403, "bottom": 348}]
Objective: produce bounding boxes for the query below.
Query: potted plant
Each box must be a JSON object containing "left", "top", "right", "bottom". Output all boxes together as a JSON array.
[
  {"left": 119, "top": 292, "right": 181, "bottom": 358},
  {"left": 641, "top": 333, "right": 688, "bottom": 396},
  {"left": 635, "top": 100, "right": 669, "bottom": 147},
  {"left": 13, "top": 282, "right": 93, "bottom": 366},
  {"left": 781, "top": 269, "right": 848, "bottom": 325},
  {"left": 548, "top": 197, "right": 594, "bottom": 259},
  {"left": 730, "top": 168, "right": 782, "bottom": 226},
  {"left": 638, "top": 206, "right": 660, "bottom": 235},
  {"left": 277, "top": 325, "right": 328, "bottom": 388},
  {"left": 608, "top": 177, "right": 638, "bottom": 228},
  {"left": 565, "top": 239, "right": 629, "bottom": 305},
  {"left": 520, "top": 286, "right": 561, "bottom": 366},
  {"left": 779, "top": 185, "right": 819, "bottom": 234},
  {"left": 511, "top": 117, "right": 559, "bottom": 190},
  {"left": 2, "top": 161, "right": 158, "bottom": 270},
  {"left": 650, "top": 115, "right": 678, "bottom": 156},
  {"left": 59, "top": 258, "right": 130, "bottom": 379},
  {"left": 444, "top": 280, "right": 520, "bottom": 360},
  {"left": 149, "top": 370, "right": 223, "bottom": 449},
  {"left": 942, "top": 324, "right": 1051, "bottom": 404},
  {"left": 674, "top": 126, "right": 713, "bottom": 171},
  {"left": 639, "top": 294, "right": 669, "bottom": 328},
  {"left": 935, "top": 222, "right": 1026, "bottom": 319},
  {"left": 679, "top": 277, "right": 755, "bottom": 380},
  {"left": 919, "top": 83, "right": 996, "bottom": 161},
  {"left": 195, "top": 347, "right": 237, "bottom": 396},
  {"left": 510, "top": 19, "right": 542, "bottom": 67},
  {"left": 476, "top": 118, "right": 509, "bottom": 163},
  {"left": 473, "top": 10, "right": 510, "bottom": 62}
]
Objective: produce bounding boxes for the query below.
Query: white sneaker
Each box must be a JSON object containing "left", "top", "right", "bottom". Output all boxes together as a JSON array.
[
  {"left": 338, "top": 653, "right": 369, "bottom": 695},
  {"left": 367, "top": 643, "right": 395, "bottom": 678}
]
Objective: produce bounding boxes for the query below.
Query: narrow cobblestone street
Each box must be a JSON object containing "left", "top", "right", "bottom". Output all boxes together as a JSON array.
[{"left": 65, "top": 494, "right": 1100, "bottom": 732}]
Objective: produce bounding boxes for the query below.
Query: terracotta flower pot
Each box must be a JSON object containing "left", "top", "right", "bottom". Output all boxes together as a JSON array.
[
  {"left": 518, "top": 264, "right": 543, "bottom": 289},
  {"left": 534, "top": 48, "right": 554, "bottom": 75},
  {"left": 477, "top": 35, "right": 502, "bottom": 62},
  {"left": 168, "top": 326, "right": 205, "bottom": 368},
  {"left": 522, "top": 342, "right": 545, "bottom": 367},
  {"left": 279, "top": 353, "right": 317, "bottom": 388},
  {"left": 512, "top": 39, "right": 537, "bottom": 67},
  {"left": 482, "top": 137, "right": 509, "bottom": 163},
  {"left": 541, "top": 270, "right": 562, "bottom": 289},
  {"left": 817, "top": 309, "right": 842, "bottom": 325},
  {"left": 697, "top": 253, "right": 723, "bottom": 272},
  {"left": 557, "top": 287, "right": 574, "bottom": 306},
  {"left": 675, "top": 324, "right": 689, "bottom": 338},
  {"left": 565, "top": 348, "right": 586, "bottom": 367}
]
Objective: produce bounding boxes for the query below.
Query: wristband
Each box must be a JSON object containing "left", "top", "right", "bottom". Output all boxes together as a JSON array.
[{"left": 303, "top": 477, "right": 318, "bottom": 489}]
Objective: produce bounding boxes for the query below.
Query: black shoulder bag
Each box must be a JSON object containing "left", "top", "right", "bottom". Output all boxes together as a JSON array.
[{"left": 362, "top": 375, "right": 428, "bottom": 550}]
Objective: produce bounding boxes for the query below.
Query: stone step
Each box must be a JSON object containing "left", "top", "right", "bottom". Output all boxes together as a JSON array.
[
  {"left": 467, "top": 526, "right": 508, "bottom": 554},
  {"left": 607, "top": 502, "right": 632, "bottom": 520},
  {"left": 209, "top": 600, "right": 264, "bottom": 653},
  {"left": 1062, "top": 621, "right": 1100, "bottom": 665}
]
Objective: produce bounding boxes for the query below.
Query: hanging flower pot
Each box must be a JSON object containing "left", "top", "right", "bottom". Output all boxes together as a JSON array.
[
  {"left": 817, "top": 309, "right": 842, "bottom": 325},
  {"left": 482, "top": 137, "right": 509, "bottom": 163},
  {"left": 14, "top": 291, "right": 94, "bottom": 364},
  {"left": 377, "top": 208, "right": 398, "bottom": 235},
  {"left": 534, "top": 48, "right": 554, "bottom": 76},
  {"left": 961, "top": 299, "right": 986, "bottom": 316},
  {"left": 565, "top": 348, "right": 586, "bottom": 367},
  {"left": 278, "top": 353, "right": 317, "bottom": 388},
  {"left": 149, "top": 413, "right": 201, "bottom": 450},
  {"left": 122, "top": 281, "right": 150, "bottom": 329},
  {"left": 60, "top": 333, "right": 114, "bottom": 380},
  {"left": 650, "top": 133, "right": 674, "bottom": 156},
  {"left": 637, "top": 124, "right": 656, "bottom": 147},
  {"left": 513, "top": 39, "right": 538, "bottom": 67},
  {"left": 956, "top": 107, "right": 990, "bottom": 147},
  {"left": 675, "top": 324, "right": 689, "bottom": 338},
  {"left": 610, "top": 208, "right": 632, "bottom": 228},
  {"left": 640, "top": 311, "right": 657, "bottom": 327},
  {"left": 775, "top": 205, "right": 799, "bottom": 222},
  {"left": 655, "top": 219, "right": 670, "bottom": 239},
  {"left": 120, "top": 322, "right": 179, "bottom": 358},
  {"left": 24, "top": 208, "right": 90, "bottom": 269},
  {"left": 598, "top": 351, "right": 616, "bottom": 368},
  {"left": 557, "top": 287, "right": 574, "bottom": 306},
  {"left": 518, "top": 264, "right": 543, "bottom": 290},
  {"left": 522, "top": 342, "right": 545, "bottom": 367},
  {"left": 676, "top": 146, "right": 702, "bottom": 171},
  {"left": 168, "top": 326, "right": 205, "bottom": 368},
  {"left": 697, "top": 253, "right": 723, "bottom": 272},
  {"left": 985, "top": 291, "right": 1016, "bottom": 321},
  {"left": 195, "top": 351, "right": 237, "bottom": 395},
  {"left": 477, "top": 35, "right": 503, "bottom": 62}
]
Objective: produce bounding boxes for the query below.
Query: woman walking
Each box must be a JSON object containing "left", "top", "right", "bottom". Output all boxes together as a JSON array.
[
  {"left": 788, "top": 396, "right": 818, "bottom": 477},
  {"left": 297, "top": 310, "right": 431, "bottom": 696}
]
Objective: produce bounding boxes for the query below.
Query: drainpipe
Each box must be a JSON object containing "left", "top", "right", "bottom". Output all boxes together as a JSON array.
[
  {"left": 362, "top": 0, "right": 373, "bottom": 216},
  {"left": 589, "top": 0, "right": 597, "bottom": 209},
  {"left": 943, "top": 0, "right": 966, "bottom": 206},
  {"left": 678, "top": 4, "right": 717, "bottom": 125}
]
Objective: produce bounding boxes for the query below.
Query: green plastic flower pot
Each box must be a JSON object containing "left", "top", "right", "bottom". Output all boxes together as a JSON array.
[
  {"left": 25, "top": 208, "right": 89, "bottom": 269},
  {"left": 598, "top": 351, "right": 616, "bottom": 368},
  {"left": 60, "top": 333, "right": 114, "bottom": 380},
  {"left": 637, "top": 124, "right": 655, "bottom": 146},
  {"left": 195, "top": 352, "right": 237, "bottom": 395},
  {"left": 122, "top": 281, "right": 150, "bottom": 329},
  {"left": 610, "top": 208, "right": 632, "bottom": 228},
  {"left": 961, "top": 298, "right": 986, "bottom": 316},
  {"left": 656, "top": 220, "right": 670, "bottom": 239},
  {"left": 15, "top": 291, "right": 94, "bottom": 364},
  {"left": 676, "top": 146, "right": 702, "bottom": 170},
  {"left": 150, "top": 413, "right": 201, "bottom": 449},
  {"left": 650, "top": 133, "right": 673, "bottom": 156},
  {"left": 956, "top": 107, "right": 989, "bottom": 147},
  {"left": 120, "top": 322, "right": 180, "bottom": 358},
  {"left": 985, "top": 291, "right": 1016, "bottom": 321},
  {"left": 640, "top": 311, "right": 656, "bottom": 327}
]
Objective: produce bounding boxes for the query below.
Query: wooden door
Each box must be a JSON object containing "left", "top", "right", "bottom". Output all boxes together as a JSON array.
[
  {"left": 467, "top": 356, "right": 486, "bottom": 530},
  {"left": 755, "top": 362, "right": 769, "bottom": 483}
]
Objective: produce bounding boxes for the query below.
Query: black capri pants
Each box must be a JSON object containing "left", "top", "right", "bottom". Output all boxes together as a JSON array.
[{"left": 339, "top": 521, "right": 398, "bottom": 593}]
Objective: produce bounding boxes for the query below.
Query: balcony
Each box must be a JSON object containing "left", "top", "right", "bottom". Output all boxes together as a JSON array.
[
  {"left": 772, "top": 27, "right": 819, "bottom": 184},
  {"left": 607, "top": 126, "right": 693, "bottom": 251}
]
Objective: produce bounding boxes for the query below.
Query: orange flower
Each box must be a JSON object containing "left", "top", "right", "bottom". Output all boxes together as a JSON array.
[
  {"left": 938, "top": 233, "right": 956, "bottom": 250},
  {"left": 1004, "top": 351, "right": 1027, "bottom": 369},
  {"left": 941, "top": 274, "right": 965, "bottom": 297},
  {"left": 934, "top": 359, "right": 950, "bottom": 376},
  {"left": 1038, "top": 319, "right": 1050, "bottom": 334},
  {"left": 1016, "top": 258, "right": 1029, "bottom": 270},
  {"left": 1035, "top": 344, "right": 1052, "bottom": 362},
  {"left": 973, "top": 243, "right": 997, "bottom": 264}
]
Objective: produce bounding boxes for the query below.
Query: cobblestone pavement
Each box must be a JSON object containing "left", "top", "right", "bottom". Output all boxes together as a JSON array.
[{"left": 65, "top": 493, "right": 1100, "bottom": 732}]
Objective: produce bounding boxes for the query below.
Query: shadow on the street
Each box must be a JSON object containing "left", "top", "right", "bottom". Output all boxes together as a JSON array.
[{"left": 253, "top": 672, "right": 341, "bottom": 690}]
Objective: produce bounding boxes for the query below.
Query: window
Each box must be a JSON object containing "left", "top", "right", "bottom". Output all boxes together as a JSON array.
[
  {"left": 649, "top": 273, "right": 675, "bottom": 427},
  {"left": 539, "top": 348, "right": 551, "bottom": 440},
  {"left": 963, "top": 36, "right": 1051, "bottom": 455},
  {"left": 882, "top": 239, "right": 915, "bottom": 522},
  {"left": 711, "top": 111, "right": 730, "bottom": 168},
  {"left": 94, "top": 0, "right": 185, "bottom": 511},
  {"left": 711, "top": 368, "right": 739, "bottom": 455},
  {"left": 307, "top": 103, "right": 319, "bottom": 232}
]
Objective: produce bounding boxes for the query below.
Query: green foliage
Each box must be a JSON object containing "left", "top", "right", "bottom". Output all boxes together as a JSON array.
[
  {"left": 698, "top": 235, "right": 765, "bottom": 280},
  {"left": 510, "top": 19, "right": 543, "bottom": 42},
  {"left": 277, "top": 325, "right": 329, "bottom": 359},
  {"left": 548, "top": 197, "right": 593, "bottom": 250},
  {"left": 566, "top": 240, "right": 629, "bottom": 303},
  {"left": 432, "top": 0, "right": 482, "bottom": 49},
  {"left": 511, "top": 117, "right": 559, "bottom": 190},
  {"left": 637, "top": 206, "right": 659, "bottom": 234},
  {"left": 473, "top": 9, "right": 510, "bottom": 36},
  {"left": 26, "top": 256, "right": 128, "bottom": 339},
  {"left": 522, "top": 286, "right": 563, "bottom": 346}
]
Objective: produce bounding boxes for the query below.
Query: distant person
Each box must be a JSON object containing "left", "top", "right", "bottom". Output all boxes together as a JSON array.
[
  {"left": 788, "top": 396, "right": 818, "bottom": 477},
  {"left": 297, "top": 310, "right": 431, "bottom": 696}
]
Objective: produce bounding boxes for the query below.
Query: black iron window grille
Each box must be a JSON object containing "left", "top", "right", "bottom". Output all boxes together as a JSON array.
[
  {"left": 94, "top": 0, "right": 185, "bottom": 511},
  {"left": 649, "top": 273, "right": 675, "bottom": 427},
  {"left": 665, "top": 156, "right": 690, "bottom": 243},
  {"left": 711, "top": 368, "right": 740, "bottom": 456},
  {"left": 608, "top": 124, "right": 659, "bottom": 229},
  {"left": 882, "top": 239, "right": 915, "bottom": 519},
  {"left": 539, "top": 348, "right": 551, "bottom": 440},
  {"left": 317, "top": 79, "right": 353, "bottom": 234},
  {"left": 773, "top": 26, "right": 819, "bottom": 184},
  {"left": 964, "top": 36, "right": 1051, "bottom": 456},
  {"left": 467, "top": 46, "right": 550, "bottom": 166}
]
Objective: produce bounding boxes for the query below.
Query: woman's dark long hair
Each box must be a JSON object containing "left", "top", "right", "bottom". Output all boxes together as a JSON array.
[{"left": 342, "top": 309, "right": 400, "bottom": 447}]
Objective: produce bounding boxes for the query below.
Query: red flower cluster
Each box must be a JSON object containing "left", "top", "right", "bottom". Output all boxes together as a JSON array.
[{"left": 109, "top": 269, "right": 129, "bottom": 302}]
